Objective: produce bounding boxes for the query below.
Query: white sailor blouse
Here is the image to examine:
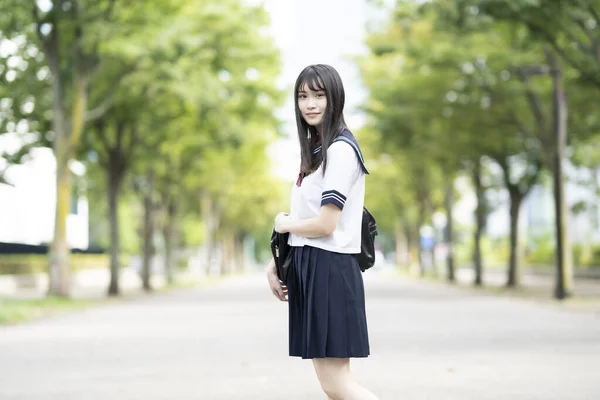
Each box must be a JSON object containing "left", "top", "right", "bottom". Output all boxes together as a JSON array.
[{"left": 288, "top": 129, "right": 369, "bottom": 254}]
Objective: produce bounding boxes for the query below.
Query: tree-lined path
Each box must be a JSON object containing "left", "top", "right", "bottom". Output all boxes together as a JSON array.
[{"left": 1, "top": 272, "right": 599, "bottom": 400}]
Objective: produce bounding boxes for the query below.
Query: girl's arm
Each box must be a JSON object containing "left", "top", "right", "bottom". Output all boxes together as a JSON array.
[
  {"left": 277, "top": 141, "right": 357, "bottom": 239},
  {"left": 276, "top": 204, "right": 341, "bottom": 238},
  {"left": 265, "top": 257, "right": 276, "bottom": 274}
]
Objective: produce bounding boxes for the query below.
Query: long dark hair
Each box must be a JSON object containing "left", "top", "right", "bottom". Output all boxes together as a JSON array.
[{"left": 294, "top": 64, "right": 347, "bottom": 174}]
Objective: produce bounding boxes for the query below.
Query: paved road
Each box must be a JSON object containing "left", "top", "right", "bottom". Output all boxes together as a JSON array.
[{"left": 1, "top": 270, "right": 600, "bottom": 400}]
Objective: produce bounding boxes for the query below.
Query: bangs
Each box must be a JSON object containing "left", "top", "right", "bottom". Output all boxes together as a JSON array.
[{"left": 297, "top": 68, "right": 326, "bottom": 93}]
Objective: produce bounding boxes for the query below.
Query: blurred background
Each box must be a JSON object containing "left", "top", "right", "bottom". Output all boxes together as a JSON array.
[{"left": 1, "top": 0, "right": 599, "bottom": 305}]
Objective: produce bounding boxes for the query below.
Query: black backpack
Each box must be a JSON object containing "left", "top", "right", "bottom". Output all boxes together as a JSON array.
[{"left": 357, "top": 207, "right": 378, "bottom": 272}]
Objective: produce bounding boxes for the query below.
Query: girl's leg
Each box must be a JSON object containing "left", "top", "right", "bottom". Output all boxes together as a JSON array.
[{"left": 312, "top": 358, "right": 379, "bottom": 400}]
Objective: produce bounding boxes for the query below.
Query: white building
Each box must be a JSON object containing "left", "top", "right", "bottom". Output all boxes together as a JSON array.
[{"left": 0, "top": 133, "right": 89, "bottom": 249}]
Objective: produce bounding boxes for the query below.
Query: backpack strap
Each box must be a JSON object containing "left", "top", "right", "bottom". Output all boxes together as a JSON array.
[{"left": 332, "top": 129, "right": 369, "bottom": 175}]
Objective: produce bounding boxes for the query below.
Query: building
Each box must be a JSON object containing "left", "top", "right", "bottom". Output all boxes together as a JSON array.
[{"left": 0, "top": 133, "right": 89, "bottom": 249}]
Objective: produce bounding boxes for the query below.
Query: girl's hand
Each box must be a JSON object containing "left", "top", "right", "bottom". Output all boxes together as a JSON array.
[
  {"left": 267, "top": 266, "right": 288, "bottom": 302},
  {"left": 274, "top": 212, "right": 291, "bottom": 233}
]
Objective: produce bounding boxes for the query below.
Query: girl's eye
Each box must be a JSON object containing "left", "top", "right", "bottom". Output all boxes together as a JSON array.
[
  {"left": 298, "top": 94, "right": 307, "bottom": 99},
  {"left": 317, "top": 93, "right": 326, "bottom": 98}
]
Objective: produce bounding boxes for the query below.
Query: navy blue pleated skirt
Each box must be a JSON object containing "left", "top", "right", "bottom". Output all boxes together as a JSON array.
[{"left": 287, "top": 245, "right": 370, "bottom": 359}]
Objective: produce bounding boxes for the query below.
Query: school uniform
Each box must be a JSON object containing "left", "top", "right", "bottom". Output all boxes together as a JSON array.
[{"left": 287, "top": 128, "right": 370, "bottom": 359}]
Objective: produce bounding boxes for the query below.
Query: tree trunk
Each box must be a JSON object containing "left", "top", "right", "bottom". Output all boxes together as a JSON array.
[
  {"left": 235, "top": 233, "right": 245, "bottom": 273},
  {"left": 546, "top": 49, "right": 573, "bottom": 299},
  {"left": 410, "top": 227, "right": 419, "bottom": 272},
  {"left": 163, "top": 200, "right": 176, "bottom": 285},
  {"left": 48, "top": 73, "right": 88, "bottom": 297},
  {"left": 595, "top": 167, "right": 600, "bottom": 234},
  {"left": 202, "top": 194, "right": 219, "bottom": 275},
  {"left": 506, "top": 189, "right": 523, "bottom": 287},
  {"left": 228, "top": 231, "right": 235, "bottom": 274},
  {"left": 142, "top": 170, "right": 155, "bottom": 291},
  {"left": 394, "top": 220, "right": 409, "bottom": 268},
  {"left": 41, "top": 3, "right": 102, "bottom": 297},
  {"left": 414, "top": 171, "right": 431, "bottom": 276},
  {"left": 44, "top": 9, "right": 69, "bottom": 297},
  {"left": 417, "top": 213, "right": 425, "bottom": 276},
  {"left": 406, "top": 226, "right": 415, "bottom": 267},
  {"left": 48, "top": 159, "right": 72, "bottom": 297},
  {"left": 220, "top": 230, "right": 232, "bottom": 276},
  {"left": 473, "top": 160, "right": 485, "bottom": 286},
  {"left": 444, "top": 179, "right": 455, "bottom": 282},
  {"left": 106, "top": 161, "right": 123, "bottom": 296},
  {"left": 226, "top": 231, "right": 236, "bottom": 274}
]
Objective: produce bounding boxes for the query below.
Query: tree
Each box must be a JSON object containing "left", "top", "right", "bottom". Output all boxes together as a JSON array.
[
  {"left": 360, "top": 2, "right": 571, "bottom": 289},
  {"left": 470, "top": 0, "right": 600, "bottom": 89},
  {"left": 80, "top": 0, "right": 283, "bottom": 293},
  {"left": 436, "top": 0, "right": 600, "bottom": 298},
  {"left": 0, "top": 0, "right": 180, "bottom": 296},
  {"left": 434, "top": 0, "right": 599, "bottom": 296}
]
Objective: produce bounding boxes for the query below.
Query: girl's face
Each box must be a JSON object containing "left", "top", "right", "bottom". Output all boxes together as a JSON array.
[{"left": 297, "top": 83, "right": 327, "bottom": 130}]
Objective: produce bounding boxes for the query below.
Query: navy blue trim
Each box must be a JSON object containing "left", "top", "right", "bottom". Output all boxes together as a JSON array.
[
  {"left": 332, "top": 129, "right": 369, "bottom": 174},
  {"left": 321, "top": 190, "right": 346, "bottom": 210}
]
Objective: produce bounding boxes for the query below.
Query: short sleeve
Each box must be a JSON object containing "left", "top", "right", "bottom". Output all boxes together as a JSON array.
[{"left": 321, "top": 142, "right": 361, "bottom": 210}]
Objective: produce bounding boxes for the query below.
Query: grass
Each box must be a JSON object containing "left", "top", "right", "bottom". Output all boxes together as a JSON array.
[{"left": 0, "top": 296, "right": 94, "bottom": 325}]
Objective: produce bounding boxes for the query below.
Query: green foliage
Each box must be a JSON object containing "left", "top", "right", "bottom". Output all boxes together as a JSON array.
[
  {"left": 454, "top": 234, "right": 511, "bottom": 265},
  {"left": 3, "top": 0, "right": 596, "bottom": 280},
  {"left": 196, "top": 133, "right": 287, "bottom": 235},
  {"left": 84, "top": 159, "right": 141, "bottom": 255},
  {"left": 359, "top": 126, "right": 417, "bottom": 234},
  {"left": 87, "top": 202, "right": 141, "bottom": 256},
  {"left": 525, "top": 236, "right": 600, "bottom": 267},
  {"left": 572, "top": 244, "right": 600, "bottom": 267},
  {"left": 108, "top": 0, "right": 286, "bottom": 254},
  {"left": 359, "top": 0, "right": 600, "bottom": 275},
  {"left": 469, "top": 0, "right": 600, "bottom": 88},
  {"left": 0, "top": 0, "right": 284, "bottom": 265},
  {"left": 524, "top": 234, "right": 556, "bottom": 265},
  {"left": 180, "top": 218, "right": 206, "bottom": 248}
]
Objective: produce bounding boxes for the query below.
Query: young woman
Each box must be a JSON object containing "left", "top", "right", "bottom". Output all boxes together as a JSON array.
[{"left": 266, "top": 64, "right": 379, "bottom": 400}]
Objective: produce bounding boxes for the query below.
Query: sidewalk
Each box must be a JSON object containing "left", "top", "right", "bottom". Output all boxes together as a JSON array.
[
  {"left": 452, "top": 266, "right": 600, "bottom": 298},
  {"left": 0, "top": 267, "right": 170, "bottom": 300},
  {"left": 0, "top": 255, "right": 246, "bottom": 300},
  {"left": 464, "top": 263, "right": 600, "bottom": 279}
]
